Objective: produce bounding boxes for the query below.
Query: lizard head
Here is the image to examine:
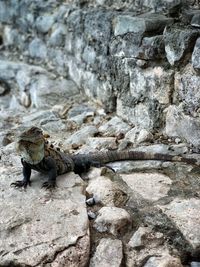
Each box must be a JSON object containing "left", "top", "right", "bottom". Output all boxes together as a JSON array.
[{"left": 16, "top": 127, "right": 45, "bottom": 164}]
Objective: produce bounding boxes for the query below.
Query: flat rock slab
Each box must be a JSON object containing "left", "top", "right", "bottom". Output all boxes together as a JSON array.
[
  {"left": 0, "top": 171, "right": 89, "bottom": 266},
  {"left": 159, "top": 198, "right": 200, "bottom": 249},
  {"left": 89, "top": 238, "right": 123, "bottom": 267},
  {"left": 121, "top": 172, "right": 172, "bottom": 201}
]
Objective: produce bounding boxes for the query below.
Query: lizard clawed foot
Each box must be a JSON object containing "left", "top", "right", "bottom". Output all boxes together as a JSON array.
[
  {"left": 10, "top": 180, "right": 31, "bottom": 188},
  {"left": 41, "top": 181, "right": 56, "bottom": 190}
]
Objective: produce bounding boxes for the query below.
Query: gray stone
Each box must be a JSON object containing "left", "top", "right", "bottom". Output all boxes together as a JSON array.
[
  {"left": 68, "top": 104, "right": 95, "bottom": 118},
  {"left": 159, "top": 198, "right": 200, "bottom": 249},
  {"left": 116, "top": 100, "right": 158, "bottom": 130},
  {"left": 86, "top": 176, "right": 127, "bottom": 206},
  {"left": 64, "top": 125, "right": 98, "bottom": 147},
  {"left": 164, "top": 26, "right": 199, "bottom": 65},
  {"left": 144, "top": 254, "right": 183, "bottom": 267},
  {"left": 16, "top": 69, "right": 31, "bottom": 91},
  {"left": 82, "top": 46, "right": 96, "bottom": 65},
  {"left": 3, "top": 26, "right": 19, "bottom": 46},
  {"left": 29, "top": 38, "right": 47, "bottom": 59},
  {"left": 89, "top": 238, "right": 123, "bottom": 267},
  {"left": 35, "top": 15, "right": 55, "bottom": 33},
  {"left": 142, "top": 35, "right": 165, "bottom": 60},
  {"left": 0, "top": 60, "right": 47, "bottom": 81},
  {"left": 94, "top": 207, "right": 131, "bottom": 235},
  {"left": 0, "top": 0, "right": 18, "bottom": 23},
  {"left": 111, "top": 34, "right": 165, "bottom": 61},
  {"left": 191, "top": 13, "right": 200, "bottom": 27},
  {"left": 165, "top": 105, "right": 200, "bottom": 146},
  {"left": 128, "top": 227, "right": 164, "bottom": 248},
  {"left": 86, "top": 137, "right": 118, "bottom": 151},
  {"left": 47, "top": 48, "right": 69, "bottom": 76},
  {"left": 88, "top": 210, "right": 96, "bottom": 219},
  {"left": 128, "top": 227, "right": 152, "bottom": 248},
  {"left": 125, "top": 127, "right": 153, "bottom": 145},
  {"left": 29, "top": 75, "right": 79, "bottom": 108},
  {"left": 174, "top": 64, "right": 200, "bottom": 111},
  {"left": 192, "top": 37, "right": 200, "bottom": 69},
  {"left": 98, "top": 116, "right": 131, "bottom": 137},
  {"left": 129, "top": 66, "right": 174, "bottom": 105},
  {"left": 113, "top": 14, "right": 173, "bottom": 36},
  {"left": 48, "top": 24, "right": 67, "bottom": 47},
  {"left": 116, "top": 65, "right": 174, "bottom": 129},
  {"left": 0, "top": 171, "right": 90, "bottom": 266},
  {"left": 84, "top": 10, "right": 112, "bottom": 46},
  {"left": 121, "top": 173, "right": 172, "bottom": 201},
  {"left": 110, "top": 33, "right": 143, "bottom": 58},
  {"left": 21, "top": 110, "right": 66, "bottom": 133},
  {"left": 49, "top": 235, "right": 90, "bottom": 267},
  {"left": 81, "top": 71, "right": 114, "bottom": 113},
  {"left": 182, "top": 9, "right": 200, "bottom": 24}
]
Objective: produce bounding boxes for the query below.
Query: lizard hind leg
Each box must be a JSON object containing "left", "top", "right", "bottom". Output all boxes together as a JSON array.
[{"left": 41, "top": 180, "right": 57, "bottom": 190}]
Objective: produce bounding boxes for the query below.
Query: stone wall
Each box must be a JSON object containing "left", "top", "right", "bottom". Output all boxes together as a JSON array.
[{"left": 1, "top": 0, "right": 200, "bottom": 145}]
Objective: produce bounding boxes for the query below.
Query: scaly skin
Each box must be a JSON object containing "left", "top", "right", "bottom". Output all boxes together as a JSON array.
[{"left": 11, "top": 127, "right": 198, "bottom": 189}]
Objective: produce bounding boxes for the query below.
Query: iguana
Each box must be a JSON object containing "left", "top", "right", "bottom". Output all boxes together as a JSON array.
[{"left": 11, "top": 126, "right": 198, "bottom": 189}]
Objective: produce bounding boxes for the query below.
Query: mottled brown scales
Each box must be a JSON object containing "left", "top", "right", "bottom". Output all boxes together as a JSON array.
[{"left": 11, "top": 126, "right": 198, "bottom": 189}]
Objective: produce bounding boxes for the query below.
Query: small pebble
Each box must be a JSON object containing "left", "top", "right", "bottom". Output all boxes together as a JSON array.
[
  {"left": 86, "top": 197, "right": 96, "bottom": 206},
  {"left": 88, "top": 210, "right": 96, "bottom": 220}
]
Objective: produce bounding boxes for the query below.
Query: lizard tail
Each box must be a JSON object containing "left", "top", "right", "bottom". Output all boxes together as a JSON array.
[{"left": 82, "top": 150, "right": 198, "bottom": 166}]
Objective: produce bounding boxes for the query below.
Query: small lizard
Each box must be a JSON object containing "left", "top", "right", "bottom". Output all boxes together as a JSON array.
[{"left": 11, "top": 126, "right": 198, "bottom": 189}]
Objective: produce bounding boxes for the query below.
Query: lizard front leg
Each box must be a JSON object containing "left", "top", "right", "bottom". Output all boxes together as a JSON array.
[
  {"left": 11, "top": 159, "right": 32, "bottom": 188},
  {"left": 41, "top": 157, "right": 57, "bottom": 190}
]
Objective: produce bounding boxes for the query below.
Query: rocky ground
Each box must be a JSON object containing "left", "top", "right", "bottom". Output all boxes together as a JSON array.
[
  {"left": 1, "top": 0, "right": 200, "bottom": 266},
  {"left": 1, "top": 80, "right": 200, "bottom": 266}
]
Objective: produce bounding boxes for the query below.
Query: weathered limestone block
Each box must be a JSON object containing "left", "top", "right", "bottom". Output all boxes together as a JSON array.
[
  {"left": 117, "top": 100, "right": 158, "bottom": 129},
  {"left": 129, "top": 66, "right": 174, "bottom": 105},
  {"left": 98, "top": 116, "right": 131, "bottom": 136},
  {"left": 191, "top": 13, "right": 200, "bottom": 27},
  {"left": 164, "top": 26, "right": 199, "bottom": 65},
  {"left": 144, "top": 254, "right": 183, "bottom": 267},
  {"left": 86, "top": 176, "right": 127, "bottom": 206},
  {"left": 35, "top": 14, "right": 55, "bottom": 33},
  {"left": 94, "top": 207, "right": 131, "bottom": 235},
  {"left": 0, "top": 172, "right": 90, "bottom": 266},
  {"left": 64, "top": 125, "right": 98, "bottom": 147},
  {"left": 174, "top": 64, "right": 200, "bottom": 111},
  {"left": 48, "top": 24, "right": 67, "bottom": 47},
  {"left": 128, "top": 227, "right": 164, "bottom": 248},
  {"left": 117, "top": 66, "right": 173, "bottom": 129},
  {"left": 29, "top": 74, "right": 79, "bottom": 108},
  {"left": 159, "top": 198, "right": 200, "bottom": 249},
  {"left": 113, "top": 14, "right": 173, "bottom": 36},
  {"left": 121, "top": 173, "right": 172, "bottom": 201},
  {"left": 165, "top": 105, "right": 200, "bottom": 146},
  {"left": 110, "top": 34, "right": 165, "bottom": 60},
  {"left": 86, "top": 137, "right": 118, "bottom": 151},
  {"left": 3, "top": 26, "right": 19, "bottom": 47},
  {"left": 110, "top": 32, "right": 142, "bottom": 58},
  {"left": 125, "top": 127, "right": 153, "bottom": 145},
  {"left": 0, "top": 0, "right": 19, "bottom": 23},
  {"left": 29, "top": 38, "right": 47, "bottom": 59},
  {"left": 89, "top": 238, "right": 123, "bottom": 267},
  {"left": 192, "top": 37, "right": 200, "bottom": 69},
  {"left": 142, "top": 35, "right": 165, "bottom": 60}
]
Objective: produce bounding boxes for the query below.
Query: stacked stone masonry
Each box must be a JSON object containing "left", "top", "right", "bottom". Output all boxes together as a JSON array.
[{"left": 1, "top": 0, "right": 200, "bottom": 145}]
